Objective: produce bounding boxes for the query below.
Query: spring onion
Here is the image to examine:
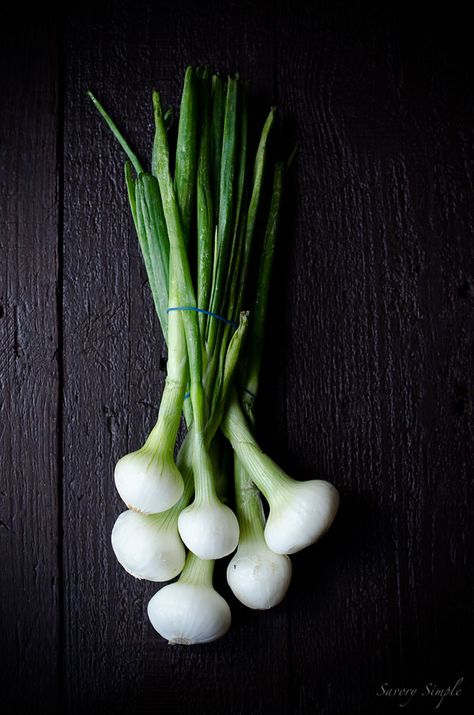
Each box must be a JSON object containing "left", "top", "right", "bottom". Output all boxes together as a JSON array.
[
  {"left": 226, "top": 463, "right": 292, "bottom": 609},
  {"left": 111, "top": 436, "right": 193, "bottom": 581},
  {"left": 111, "top": 509, "right": 186, "bottom": 582},
  {"left": 147, "top": 553, "right": 231, "bottom": 644},
  {"left": 88, "top": 66, "right": 339, "bottom": 645}
]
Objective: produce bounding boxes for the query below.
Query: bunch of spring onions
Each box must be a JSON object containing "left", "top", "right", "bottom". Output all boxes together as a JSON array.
[{"left": 88, "top": 67, "right": 339, "bottom": 645}]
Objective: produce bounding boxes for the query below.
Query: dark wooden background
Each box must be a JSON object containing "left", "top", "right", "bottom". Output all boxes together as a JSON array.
[{"left": 1, "top": 1, "right": 472, "bottom": 713}]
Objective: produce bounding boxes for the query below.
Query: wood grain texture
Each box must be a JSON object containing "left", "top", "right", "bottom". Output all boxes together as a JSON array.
[
  {"left": 62, "top": 3, "right": 291, "bottom": 713},
  {"left": 0, "top": 11, "right": 60, "bottom": 714},
  {"left": 271, "top": 3, "right": 474, "bottom": 713},
  {"left": 1, "top": 0, "right": 473, "bottom": 713}
]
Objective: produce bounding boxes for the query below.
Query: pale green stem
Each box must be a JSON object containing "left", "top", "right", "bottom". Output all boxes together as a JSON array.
[
  {"left": 234, "top": 457, "right": 266, "bottom": 543},
  {"left": 145, "top": 372, "right": 185, "bottom": 456},
  {"left": 179, "top": 551, "right": 214, "bottom": 586},
  {"left": 192, "top": 432, "right": 218, "bottom": 503},
  {"left": 159, "top": 430, "right": 195, "bottom": 529},
  {"left": 221, "top": 393, "right": 289, "bottom": 500},
  {"left": 144, "top": 276, "right": 188, "bottom": 464}
]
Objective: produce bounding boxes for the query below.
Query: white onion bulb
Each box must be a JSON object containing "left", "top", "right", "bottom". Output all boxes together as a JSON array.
[
  {"left": 114, "top": 446, "right": 184, "bottom": 514},
  {"left": 227, "top": 539, "right": 292, "bottom": 609},
  {"left": 147, "top": 554, "right": 231, "bottom": 645},
  {"left": 178, "top": 499, "right": 239, "bottom": 560},
  {"left": 222, "top": 397, "right": 340, "bottom": 556},
  {"left": 111, "top": 510, "right": 185, "bottom": 582},
  {"left": 264, "top": 479, "right": 340, "bottom": 554}
]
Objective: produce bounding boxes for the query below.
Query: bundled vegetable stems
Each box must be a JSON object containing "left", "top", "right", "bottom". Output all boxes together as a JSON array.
[{"left": 88, "top": 67, "right": 339, "bottom": 645}]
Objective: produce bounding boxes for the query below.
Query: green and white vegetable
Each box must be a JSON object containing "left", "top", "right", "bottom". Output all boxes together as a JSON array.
[
  {"left": 113, "top": 424, "right": 184, "bottom": 514},
  {"left": 111, "top": 509, "right": 186, "bottom": 582},
  {"left": 88, "top": 66, "right": 339, "bottom": 645},
  {"left": 111, "top": 436, "right": 193, "bottom": 581},
  {"left": 147, "top": 553, "right": 231, "bottom": 644},
  {"left": 226, "top": 461, "right": 292, "bottom": 609}
]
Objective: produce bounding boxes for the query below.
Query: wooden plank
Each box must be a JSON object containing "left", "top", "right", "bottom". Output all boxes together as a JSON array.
[
  {"left": 62, "top": 4, "right": 148, "bottom": 712},
  {"left": 275, "top": 1, "right": 473, "bottom": 713},
  {"left": 2, "top": 0, "right": 473, "bottom": 712},
  {"left": 60, "top": 1, "right": 473, "bottom": 713},
  {"left": 0, "top": 15, "right": 60, "bottom": 714},
  {"left": 62, "top": 1, "right": 294, "bottom": 712}
]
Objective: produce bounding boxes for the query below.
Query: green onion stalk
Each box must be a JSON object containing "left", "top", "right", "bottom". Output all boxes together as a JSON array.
[
  {"left": 88, "top": 66, "right": 339, "bottom": 645},
  {"left": 225, "top": 162, "right": 293, "bottom": 609}
]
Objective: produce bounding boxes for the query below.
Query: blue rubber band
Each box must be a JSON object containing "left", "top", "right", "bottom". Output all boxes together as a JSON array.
[{"left": 167, "top": 306, "right": 238, "bottom": 330}]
